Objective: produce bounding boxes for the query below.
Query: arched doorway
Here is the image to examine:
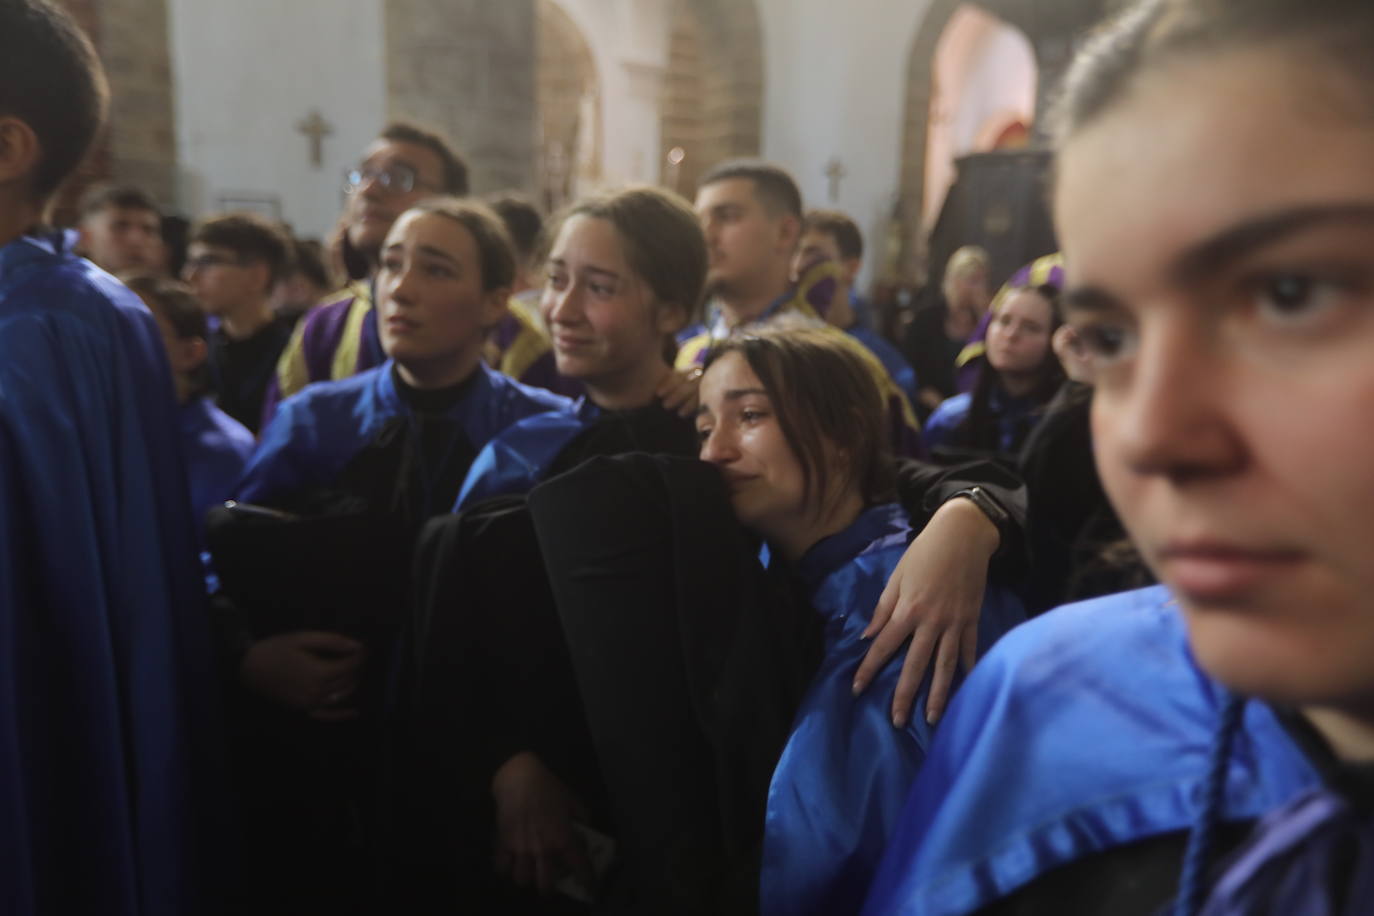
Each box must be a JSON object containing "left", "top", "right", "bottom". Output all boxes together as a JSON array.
[
  {"left": 536, "top": 0, "right": 600, "bottom": 211},
  {"left": 896, "top": 1, "right": 1037, "bottom": 282},
  {"left": 658, "top": 0, "right": 763, "bottom": 195},
  {"left": 923, "top": 5, "right": 1037, "bottom": 231}
]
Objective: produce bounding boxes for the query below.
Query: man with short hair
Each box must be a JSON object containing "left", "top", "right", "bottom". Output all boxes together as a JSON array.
[
  {"left": 681, "top": 159, "right": 921, "bottom": 454},
  {"left": 76, "top": 182, "right": 164, "bottom": 274},
  {"left": 266, "top": 122, "right": 469, "bottom": 418},
  {"left": 185, "top": 212, "right": 294, "bottom": 433},
  {"left": 0, "top": 2, "right": 224, "bottom": 912},
  {"left": 794, "top": 208, "right": 920, "bottom": 407}
]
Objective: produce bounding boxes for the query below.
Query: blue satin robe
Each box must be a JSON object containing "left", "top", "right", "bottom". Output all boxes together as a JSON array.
[
  {"left": 760, "top": 503, "right": 1025, "bottom": 916},
  {"left": 179, "top": 395, "right": 254, "bottom": 528},
  {"left": 0, "top": 233, "right": 223, "bottom": 915},
  {"left": 454, "top": 396, "right": 602, "bottom": 508},
  {"left": 238, "top": 359, "right": 571, "bottom": 505},
  {"left": 924, "top": 388, "right": 1042, "bottom": 456},
  {"left": 860, "top": 586, "right": 1320, "bottom": 916}
]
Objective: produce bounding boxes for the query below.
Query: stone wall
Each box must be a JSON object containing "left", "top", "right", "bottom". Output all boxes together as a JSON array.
[
  {"left": 659, "top": 0, "right": 764, "bottom": 194},
  {"left": 386, "top": 0, "right": 538, "bottom": 194},
  {"left": 56, "top": 0, "right": 178, "bottom": 212}
]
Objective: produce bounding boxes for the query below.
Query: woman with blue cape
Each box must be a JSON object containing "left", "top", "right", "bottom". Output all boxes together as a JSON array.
[
  {"left": 862, "top": 1, "right": 1374, "bottom": 914},
  {"left": 923, "top": 282, "right": 1065, "bottom": 463},
  {"left": 209, "top": 197, "right": 569, "bottom": 913},
  {"left": 525, "top": 328, "right": 1022, "bottom": 914}
]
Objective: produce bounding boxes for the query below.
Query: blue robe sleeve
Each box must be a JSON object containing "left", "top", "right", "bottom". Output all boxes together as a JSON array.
[
  {"left": 760, "top": 505, "right": 1025, "bottom": 916},
  {"left": 922, "top": 392, "right": 971, "bottom": 452},
  {"left": 0, "top": 237, "right": 227, "bottom": 916},
  {"left": 859, "top": 587, "right": 1320, "bottom": 916}
]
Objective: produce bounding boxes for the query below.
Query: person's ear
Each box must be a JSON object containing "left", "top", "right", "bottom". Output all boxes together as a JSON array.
[
  {"left": 778, "top": 212, "right": 801, "bottom": 254},
  {"left": 247, "top": 260, "right": 274, "bottom": 298},
  {"left": 841, "top": 256, "right": 862, "bottom": 289},
  {"left": 480, "top": 286, "right": 511, "bottom": 328},
  {"left": 0, "top": 117, "right": 41, "bottom": 187},
  {"left": 654, "top": 298, "right": 689, "bottom": 338}
]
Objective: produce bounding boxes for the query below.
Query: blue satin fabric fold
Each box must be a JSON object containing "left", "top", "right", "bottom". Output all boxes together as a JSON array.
[
  {"left": 454, "top": 397, "right": 601, "bottom": 508},
  {"left": 860, "top": 587, "right": 1319, "bottom": 916},
  {"left": 760, "top": 503, "right": 1025, "bottom": 916},
  {"left": 1, "top": 233, "right": 223, "bottom": 915}
]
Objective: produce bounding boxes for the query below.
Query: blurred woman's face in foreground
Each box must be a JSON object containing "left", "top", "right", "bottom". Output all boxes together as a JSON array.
[{"left": 1057, "top": 45, "right": 1374, "bottom": 711}]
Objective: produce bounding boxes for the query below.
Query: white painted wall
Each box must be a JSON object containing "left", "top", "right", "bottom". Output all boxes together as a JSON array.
[
  {"left": 167, "top": 0, "right": 386, "bottom": 240},
  {"left": 756, "top": 0, "right": 935, "bottom": 290}
]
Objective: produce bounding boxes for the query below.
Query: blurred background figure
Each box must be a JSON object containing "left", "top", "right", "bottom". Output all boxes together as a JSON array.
[
  {"left": 76, "top": 183, "right": 165, "bottom": 275},
  {"left": 270, "top": 236, "right": 335, "bottom": 328},
  {"left": 903, "top": 245, "right": 991, "bottom": 418}
]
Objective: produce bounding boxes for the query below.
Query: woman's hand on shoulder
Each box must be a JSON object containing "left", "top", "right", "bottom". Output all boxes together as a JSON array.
[
  {"left": 852, "top": 496, "right": 999, "bottom": 726},
  {"left": 657, "top": 367, "right": 702, "bottom": 418}
]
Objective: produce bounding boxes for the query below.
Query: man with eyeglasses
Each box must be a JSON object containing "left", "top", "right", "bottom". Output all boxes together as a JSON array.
[
  {"left": 184, "top": 212, "right": 294, "bottom": 433},
  {"left": 265, "top": 122, "right": 469, "bottom": 421}
]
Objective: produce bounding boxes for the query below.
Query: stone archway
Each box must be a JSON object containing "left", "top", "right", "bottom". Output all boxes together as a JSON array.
[
  {"left": 536, "top": 0, "right": 600, "bottom": 211},
  {"left": 896, "top": 0, "right": 1022, "bottom": 282},
  {"left": 385, "top": 0, "right": 539, "bottom": 194},
  {"left": 895, "top": 0, "right": 1107, "bottom": 281},
  {"left": 659, "top": 0, "right": 763, "bottom": 195}
]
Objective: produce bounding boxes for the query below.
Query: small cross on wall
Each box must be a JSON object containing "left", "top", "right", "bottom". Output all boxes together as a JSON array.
[
  {"left": 824, "top": 157, "right": 847, "bottom": 203},
  {"left": 297, "top": 110, "right": 334, "bottom": 169}
]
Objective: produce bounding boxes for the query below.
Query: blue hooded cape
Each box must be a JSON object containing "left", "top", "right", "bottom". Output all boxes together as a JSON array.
[
  {"left": 860, "top": 586, "right": 1319, "bottom": 916},
  {"left": 238, "top": 359, "right": 571, "bottom": 506},
  {"left": 760, "top": 502, "right": 1024, "bottom": 916},
  {"left": 0, "top": 233, "right": 225, "bottom": 915}
]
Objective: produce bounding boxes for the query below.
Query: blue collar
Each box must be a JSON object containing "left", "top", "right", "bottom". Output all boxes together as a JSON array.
[
  {"left": 794, "top": 502, "right": 908, "bottom": 595},
  {"left": 0, "top": 231, "right": 76, "bottom": 286},
  {"left": 708, "top": 288, "right": 796, "bottom": 339}
]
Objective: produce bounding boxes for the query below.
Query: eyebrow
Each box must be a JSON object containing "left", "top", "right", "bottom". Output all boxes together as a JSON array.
[
  {"left": 1172, "top": 204, "right": 1374, "bottom": 284},
  {"left": 548, "top": 257, "right": 621, "bottom": 282},
  {"left": 382, "top": 243, "right": 461, "bottom": 268},
  {"left": 1061, "top": 285, "right": 1125, "bottom": 315},
  {"left": 694, "top": 387, "right": 771, "bottom": 418},
  {"left": 1062, "top": 204, "right": 1374, "bottom": 314}
]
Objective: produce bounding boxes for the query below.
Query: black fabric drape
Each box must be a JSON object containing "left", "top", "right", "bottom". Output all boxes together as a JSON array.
[
  {"left": 1016, "top": 381, "right": 1151, "bottom": 614},
  {"left": 529, "top": 454, "right": 823, "bottom": 915}
]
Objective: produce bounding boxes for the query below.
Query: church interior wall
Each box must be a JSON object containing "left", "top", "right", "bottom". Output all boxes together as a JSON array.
[
  {"left": 166, "top": 0, "right": 386, "bottom": 242},
  {"left": 757, "top": 0, "right": 932, "bottom": 290},
  {"left": 153, "top": 0, "right": 1043, "bottom": 288}
]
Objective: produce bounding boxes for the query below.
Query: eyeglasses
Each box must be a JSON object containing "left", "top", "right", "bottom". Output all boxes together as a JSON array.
[
  {"left": 183, "top": 253, "right": 248, "bottom": 272},
  {"left": 343, "top": 164, "right": 434, "bottom": 196}
]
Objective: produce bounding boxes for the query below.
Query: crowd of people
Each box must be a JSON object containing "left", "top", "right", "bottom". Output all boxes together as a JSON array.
[{"left": 3, "top": 0, "right": 1372, "bottom": 913}]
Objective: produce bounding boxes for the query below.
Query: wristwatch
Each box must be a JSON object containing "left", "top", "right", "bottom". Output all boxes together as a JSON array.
[{"left": 950, "top": 485, "right": 1010, "bottom": 531}]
